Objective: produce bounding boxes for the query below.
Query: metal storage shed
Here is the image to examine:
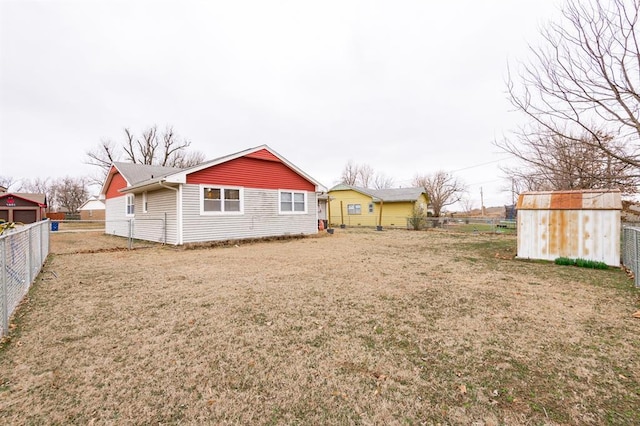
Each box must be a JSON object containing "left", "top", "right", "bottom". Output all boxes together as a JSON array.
[{"left": 516, "top": 189, "right": 622, "bottom": 266}]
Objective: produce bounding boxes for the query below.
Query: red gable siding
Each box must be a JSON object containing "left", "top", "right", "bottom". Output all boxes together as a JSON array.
[
  {"left": 245, "top": 148, "right": 280, "bottom": 162},
  {"left": 186, "top": 156, "right": 315, "bottom": 191},
  {"left": 105, "top": 172, "right": 128, "bottom": 199}
]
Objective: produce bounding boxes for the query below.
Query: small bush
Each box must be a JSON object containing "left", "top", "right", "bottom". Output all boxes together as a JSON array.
[
  {"left": 555, "top": 257, "right": 574, "bottom": 266},
  {"left": 407, "top": 205, "right": 428, "bottom": 230},
  {"left": 554, "top": 257, "right": 608, "bottom": 269},
  {"left": 575, "top": 258, "right": 609, "bottom": 269}
]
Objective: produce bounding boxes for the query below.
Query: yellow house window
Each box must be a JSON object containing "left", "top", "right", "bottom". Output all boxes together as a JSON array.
[{"left": 347, "top": 204, "right": 361, "bottom": 215}]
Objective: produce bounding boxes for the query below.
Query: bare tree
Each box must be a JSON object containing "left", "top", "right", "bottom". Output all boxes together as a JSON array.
[
  {"left": 373, "top": 172, "right": 395, "bottom": 189},
  {"left": 339, "top": 160, "right": 359, "bottom": 185},
  {"left": 413, "top": 171, "right": 466, "bottom": 217},
  {"left": 508, "top": 0, "right": 640, "bottom": 171},
  {"left": 86, "top": 125, "right": 205, "bottom": 185},
  {"left": 498, "top": 130, "right": 639, "bottom": 194},
  {"left": 357, "top": 164, "right": 375, "bottom": 187},
  {"left": 0, "top": 176, "right": 16, "bottom": 191},
  {"left": 20, "top": 178, "right": 56, "bottom": 210},
  {"left": 459, "top": 196, "right": 475, "bottom": 215},
  {"left": 339, "top": 161, "right": 395, "bottom": 188},
  {"left": 51, "top": 177, "right": 89, "bottom": 213}
]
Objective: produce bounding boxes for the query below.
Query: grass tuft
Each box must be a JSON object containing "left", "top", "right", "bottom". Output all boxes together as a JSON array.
[{"left": 554, "top": 257, "right": 609, "bottom": 269}]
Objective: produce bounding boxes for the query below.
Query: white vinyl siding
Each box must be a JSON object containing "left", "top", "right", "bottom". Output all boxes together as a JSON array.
[
  {"left": 132, "top": 189, "right": 179, "bottom": 244},
  {"left": 105, "top": 190, "right": 179, "bottom": 244},
  {"left": 105, "top": 196, "right": 131, "bottom": 237},
  {"left": 182, "top": 185, "right": 317, "bottom": 243}
]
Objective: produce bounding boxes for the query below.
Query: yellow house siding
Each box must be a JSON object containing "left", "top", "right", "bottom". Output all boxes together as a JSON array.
[
  {"left": 328, "top": 189, "right": 377, "bottom": 227},
  {"left": 378, "top": 202, "right": 413, "bottom": 227},
  {"left": 328, "top": 190, "right": 429, "bottom": 228}
]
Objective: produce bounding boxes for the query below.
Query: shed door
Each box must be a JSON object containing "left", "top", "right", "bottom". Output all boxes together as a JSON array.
[
  {"left": 0, "top": 210, "right": 8, "bottom": 222},
  {"left": 13, "top": 210, "right": 37, "bottom": 224}
]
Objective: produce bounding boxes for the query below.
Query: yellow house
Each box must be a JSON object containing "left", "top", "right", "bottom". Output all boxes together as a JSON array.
[{"left": 327, "top": 184, "right": 429, "bottom": 228}]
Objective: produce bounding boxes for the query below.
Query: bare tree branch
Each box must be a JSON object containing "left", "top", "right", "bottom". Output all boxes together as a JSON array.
[
  {"left": 508, "top": 0, "right": 640, "bottom": 170},
  {"left": 86, "top": 125, "right": 205, "bottom": 184},
  {"left": 339, "top": 161, "right": 395, "bottom": 189},
  {"left": 497, "top": 130, "right": 639, "bottom": 194},
  {"left": 339, "top": 160, "right": 359, "bottom": 186},
  {"left": 413, "top": 171, "right": 466, "bottom": 217}
]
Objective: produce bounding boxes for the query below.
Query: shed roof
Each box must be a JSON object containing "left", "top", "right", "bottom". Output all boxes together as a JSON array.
[{"left": 516, "top": 189, "right": 622, "bottom": 210}]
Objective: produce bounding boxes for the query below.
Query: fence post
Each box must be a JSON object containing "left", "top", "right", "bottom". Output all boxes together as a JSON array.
[
  {"left": 1, "top": 238, "right": 7, "bottom": 337},
  {"left": 635, "top": 230, "right": 640, "bottom": 288},
  {"left": 27, "top": 227, "right": 32, "bottom": 286}
]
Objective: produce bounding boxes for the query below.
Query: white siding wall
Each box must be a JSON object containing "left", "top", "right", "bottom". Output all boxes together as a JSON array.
[
  {"left": 182, "top": 185, "right": 318, "bottom": 243},
  {"left": 105, "top": 196, "right": 130, "bottom": 238},
  {"left": 132, "top": 189, "right": 179, "bottom": 244},
  {"left": 105, "top": 190, "right": 179, "bottom": 244}
]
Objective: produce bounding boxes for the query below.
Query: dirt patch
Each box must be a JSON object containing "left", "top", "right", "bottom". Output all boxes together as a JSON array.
[{"left": 1, "top": 228, "right": 639, "bottom": 424}]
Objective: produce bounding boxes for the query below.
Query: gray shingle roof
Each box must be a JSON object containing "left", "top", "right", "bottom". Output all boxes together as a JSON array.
[
  {"left": 113, "top": 162, "right": 184, "bottom": 186},
  {"left": 329, "top": 184, "right": 427, "bottom": 202},
  {"left": 367, "top": 187, "right": 427, "bottom": 202}
]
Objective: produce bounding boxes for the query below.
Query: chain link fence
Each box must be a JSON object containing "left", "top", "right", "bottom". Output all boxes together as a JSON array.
[
  {"left": 49, "top": 218, "right": 164, "bottom": 251},
  {"left": 1, "top": 220, "right": 50, "bottom": 337},
  {"left": 407, "top": 216, "right": 517, "bottom": 234},
  {"left": 622, "top": 225, "right": 640, "bottom": 287}
]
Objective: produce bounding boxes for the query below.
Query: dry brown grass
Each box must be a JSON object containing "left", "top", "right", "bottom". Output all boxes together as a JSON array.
[{"left": 1, "top": 228, "right": 639, "bottom": 425}]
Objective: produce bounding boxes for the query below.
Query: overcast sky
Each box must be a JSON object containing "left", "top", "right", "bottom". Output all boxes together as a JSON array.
[{"left": 0, "top": 0, "right": 564, "bottom": 208}]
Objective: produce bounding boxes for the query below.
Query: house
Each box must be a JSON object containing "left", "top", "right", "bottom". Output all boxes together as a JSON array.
[
  {"left": 100, "top": 145, "right": 326, "bottom": 245},
  {"left": 516, "top": 189, "right": 621, "bottom": 266},
  {"left": 0, "top": 192, "right": 47, "bottom": 224},
  {"left": 327, "top": 184, "right": 429, "bottom": 228},
  {"left": 78, "top": 197, "right": 106, "bottom": 221}
]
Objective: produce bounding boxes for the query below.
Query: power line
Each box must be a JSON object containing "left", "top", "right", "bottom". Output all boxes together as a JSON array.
[{"left": 449, "top": 155, "right": 513, "bottom": 173}]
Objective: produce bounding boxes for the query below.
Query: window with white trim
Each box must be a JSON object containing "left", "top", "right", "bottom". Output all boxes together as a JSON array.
[
  {"left": 368, "top": 203, "right": 374, "bottom": 213},
  {"left": 202, "top": 186, "right": 242, "bottom": 214},
  {"left": 280, "top": 190, "right": 306, "bottom": 213},
  {"left": 142, "top": 192, "right": 148, "bottom": 213},
  {"left": 125, "top": 194, "right": 135, "bottom": 216},
  {"left": 347, "top": 204, "right": 361, "bottom": 215}
]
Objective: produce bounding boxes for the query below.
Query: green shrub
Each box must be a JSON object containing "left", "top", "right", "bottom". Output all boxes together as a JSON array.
[
  {"left": 575, "top": 258, "right": 609, "bottom": 269},
  {"left": 407, "top": 205, "right": 428, "bottom": 230},
  {"left": 554, "top": 257, "right": 609, "bottom": 269}
]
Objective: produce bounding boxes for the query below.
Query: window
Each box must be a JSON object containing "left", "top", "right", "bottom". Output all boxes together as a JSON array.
[
  {"left": 280, "top": 191, "right": 306, "bottom": 213},
  {"left": 125, "top": 194, "right": 135, "bottom": 216},
  {"left": 202, "top": 186, "right": 243, "bottom": 214},
  {"left": 142, "top": 192, "right": 148, "bottom": 213},
  {"left": 368, "top": 203, "right": 374, "bottom": 213},
  {"left": 347, "top": 204, "right": 361, "bottom": 215}
]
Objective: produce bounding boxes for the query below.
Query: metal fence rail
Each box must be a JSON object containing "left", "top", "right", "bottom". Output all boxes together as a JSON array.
[
  {"left": 622, "top": 226, "right": 640, "bottom": 287},
  {"left": 0, "top": 220, "right": 50, "bottom": 337}
]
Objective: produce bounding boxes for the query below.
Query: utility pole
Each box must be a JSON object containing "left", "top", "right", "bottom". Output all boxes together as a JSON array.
[{"left": 480, "top": 187, "right": 485, "bottom": 217}]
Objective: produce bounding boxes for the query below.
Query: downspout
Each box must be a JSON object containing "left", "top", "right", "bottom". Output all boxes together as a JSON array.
[{"left": 159, "top": 180, "right": 182, "bottom": 245}]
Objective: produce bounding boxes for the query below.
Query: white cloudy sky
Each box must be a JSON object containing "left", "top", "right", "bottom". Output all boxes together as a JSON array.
[{"left": 0, "top": 0, "right": 564, "bottom": 208}]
